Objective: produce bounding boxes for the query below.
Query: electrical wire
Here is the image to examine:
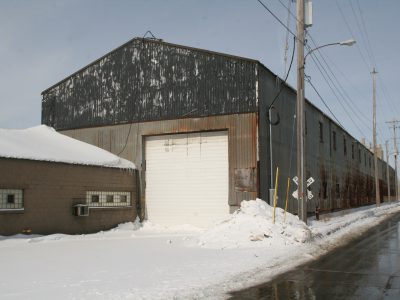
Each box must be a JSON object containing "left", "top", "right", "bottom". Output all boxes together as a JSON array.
[
  {"left": 334, "top": 0, "right": 370, "bottom": 71},
  {"left": 306, "top": 77, "right": 344, "bottom": 129},
  {"left": 282, "top": 0, "right": 293, "bottom": 76},
  {"left": 307, "top": 52, "right": 365, "bottom": 138},
  {"left": 378, "top": 75, "right": 400, "bottom": 117},
  {"left": 342, "top": 0, "right": 398, "bottom": 142},
  {"left": 117, "top": 122, "right": 133, "bottom": 156},
  {"left": 348, "top": 0, "right": 375, "bottom": 67},
  {"left": 259, "top": 0, "right": 385, "bottom": 143},
  {"left": 268, "top": 36, "right": 296, "bottom": 110},
  {"left": 256, "top": 0, "right": 302, "bottom": 43},
  {"left": 277, "top": 0, "right": 372, "bottom": 138},
  {"left": 306, "top": 35, "right": 373, "bottom": 132}
]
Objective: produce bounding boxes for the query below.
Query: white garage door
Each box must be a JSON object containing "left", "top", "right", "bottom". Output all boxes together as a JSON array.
[{"left": 145, "top": 131, "right": 229, "bottom": 227}]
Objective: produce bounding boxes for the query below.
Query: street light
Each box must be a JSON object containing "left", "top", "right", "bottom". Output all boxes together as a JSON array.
[
  {"left": 304, "top": 39, "right": 356, "bottom": 62},
  {"left": 296, "top": 36, "right": 356, "bottom": 224}
]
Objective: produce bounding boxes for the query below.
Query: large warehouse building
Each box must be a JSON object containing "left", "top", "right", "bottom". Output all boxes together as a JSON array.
[{"left": 41, "top": 37, "right": 396, "bottom": 227}]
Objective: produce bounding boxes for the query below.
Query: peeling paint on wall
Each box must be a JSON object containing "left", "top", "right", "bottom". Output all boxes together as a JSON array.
[{"left": 42, "top": 39, "right": 257, "bottom": 130}]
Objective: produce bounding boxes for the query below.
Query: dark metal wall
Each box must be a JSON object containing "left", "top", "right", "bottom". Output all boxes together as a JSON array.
[
  {"left": 42, "top": 38, "right": 257, "bottom": 130},
  {"left": 258, "top": 66, "right": 396, "bottom": 213}
]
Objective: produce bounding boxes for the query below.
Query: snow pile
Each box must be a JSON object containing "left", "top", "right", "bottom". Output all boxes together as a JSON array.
[
  {"left": 310, "top": 202, "right": 400, "bottom": 240},
  {"left": 110, "top": 217, "right": 142, "bottom": 232},
  {"left": 0, "top": 125, "right": 135, "bottom": 169},
  {"left": 195, "top": 199, "right": 311, "bottom": 249}
]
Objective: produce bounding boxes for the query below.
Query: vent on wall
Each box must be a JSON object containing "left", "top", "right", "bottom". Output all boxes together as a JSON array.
[{"left": 73, "top": 204, "right": 89, "bottom": 217}]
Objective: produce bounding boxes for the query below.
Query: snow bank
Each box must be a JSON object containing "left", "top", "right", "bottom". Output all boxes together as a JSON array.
[
  {"left": 0, "top": 125, "right": 135, "bottom": 169},
  {"left": 310, "top": 201, "right": 400, "bottom": 240},
  {"left": 194, "top": 199, "right": 311, "bottom": 249}
]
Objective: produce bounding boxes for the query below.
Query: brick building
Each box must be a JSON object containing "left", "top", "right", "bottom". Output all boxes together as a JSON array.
[{"left": 0, "top": 126, "right": 137, "bottom": 236}]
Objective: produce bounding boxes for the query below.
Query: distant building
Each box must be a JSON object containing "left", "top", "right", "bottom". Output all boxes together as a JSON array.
[
  {"left": 360, "top": 138, "right": 384, "bottom": 160},
  {"left": 0, "top": 126, "right": 137, "bottom": 236},
  {"left": 41, "top": 38, "right": 395, "bottom": 227}
]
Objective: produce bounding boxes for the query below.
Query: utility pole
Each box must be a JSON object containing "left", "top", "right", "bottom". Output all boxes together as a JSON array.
[
  {"left": 387, "top": 120, "right": 400, "bottom": 201},
  {"left": 385, "top": 140, "right": 391, "bottom": 202},
  {"left": 269, "top": 108, "right": 274, "bottom": 205},
  {"left": 296, "top": 0, "right": 307, "bottom": 223},
  {"left": 372, "top": 68, "right": 380, "bottom": 206},
  {"left": 396, "top": 128, "right": 399, "bottom": 201}
]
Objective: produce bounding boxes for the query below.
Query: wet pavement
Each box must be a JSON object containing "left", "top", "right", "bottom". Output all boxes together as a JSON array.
[{"left": 228, "top": 213, "right": 400, "bottom": 300}]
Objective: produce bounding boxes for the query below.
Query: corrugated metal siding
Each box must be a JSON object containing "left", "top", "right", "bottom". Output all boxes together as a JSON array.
[
  {"left": 60, "top": 113, "right": 258, "bottom": 213},
  {"left": 258, "top": 66, "right": 395, "bottom": 214},
  {"left": 42, "top": 39, "right": 257, "bottom": 130}
]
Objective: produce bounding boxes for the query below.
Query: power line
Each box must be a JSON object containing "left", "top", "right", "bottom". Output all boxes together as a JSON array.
[
  {"left": 377, "top": 75, "right": 400, "bottom": 116},
  {"left": 355, "top": 0, "right": 377, "bottom": 66},
  {"left": 306, "top": 77, "right": 343, "bottom": 128},
  {"left": 348, "top": 0, "right": 376, "bottom": 66},
  {"left": 282, "top": 0, "right": 293, "bottom": 76},
  {"left": 346, "top": 0, "right": 399, "bottom": 132},
  {"left": 307, "top": 35, "right": 373, "bottom": 132},
  {"left": 334, "top": 0, "right": 370, "bottom": 71},
  {"left": 307, "top": 53, "right": 365, "bottom": 138},
  {"left": 256, "top": 0, "right": 299, "bottom": 42},
  {"left": 305, "top": 44, "right": 369, "bottom": 138},
  {"left": 268, "top": 36, "right": 296, "bottom": 110},
  {"left": 277, "top": 0, "right": 373, "bottom": 136},
  {"left": 259, "top": 0, "right": 379, "bottom": 141}
]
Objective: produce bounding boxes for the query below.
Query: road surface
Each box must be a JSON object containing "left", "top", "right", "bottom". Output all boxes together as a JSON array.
[{"left": 228, "top": 212, "right": 400, "bottom": 299}]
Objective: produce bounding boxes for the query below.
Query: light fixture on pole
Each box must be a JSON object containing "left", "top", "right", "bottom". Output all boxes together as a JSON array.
[{"left": 304, "top": 39, "right": 356, "bottom": 63}]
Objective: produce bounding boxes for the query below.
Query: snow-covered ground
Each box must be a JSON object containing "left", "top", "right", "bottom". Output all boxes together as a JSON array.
[{"left": 1, "top": 199, "right": 399, "bottom": 300}]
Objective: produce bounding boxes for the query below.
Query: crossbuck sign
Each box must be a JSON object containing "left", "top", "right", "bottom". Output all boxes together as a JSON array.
[{"left": 292, "top": 176, "right": 314, "bottom": 200}]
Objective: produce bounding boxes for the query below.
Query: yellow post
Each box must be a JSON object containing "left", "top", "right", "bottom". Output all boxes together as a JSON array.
[
  {"left": 273, "top": 167, "right": 279, "bottom": 224},
  {"left": 284, "top": 177, "right": 290, "bottom": 223}
]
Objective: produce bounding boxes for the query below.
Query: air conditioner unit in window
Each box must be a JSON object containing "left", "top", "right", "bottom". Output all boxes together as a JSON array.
[{"left": 73, "top": 204, "right": 89, "bottom": 217}]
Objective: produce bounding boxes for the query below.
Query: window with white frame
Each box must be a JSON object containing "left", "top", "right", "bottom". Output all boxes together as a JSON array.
[
  {"left": 86, "top": 191, "right": 131, "bottom": 207},
  {"left": 0, "top": 189, "right": 24, "bottom": 210}
]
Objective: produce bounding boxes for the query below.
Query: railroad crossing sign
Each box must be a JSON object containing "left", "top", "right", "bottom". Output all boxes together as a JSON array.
[{"left": 292, "top": 176, "right": 314, "bottom": 200}]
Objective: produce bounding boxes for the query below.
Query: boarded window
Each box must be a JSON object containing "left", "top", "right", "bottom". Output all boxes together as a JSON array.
[
  {"left": 319, "top": 122, "right": 324, "bottom": 142},
  {"left": 234, "top": 168, "right": 257, "bottom": 192},
  {"left": 336, "top": 184, "right": 340, "bottom": 198},
  {"left": 322, "top": 181, "right": 328, "bottom": 199},
  {"left": 332, "top": 131, "right": 337, "bottom": 151}
]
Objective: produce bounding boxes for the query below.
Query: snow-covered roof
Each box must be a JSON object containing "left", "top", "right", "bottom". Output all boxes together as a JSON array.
[{"left": 0, "top": 125, "right": 135, "bottom": 169}]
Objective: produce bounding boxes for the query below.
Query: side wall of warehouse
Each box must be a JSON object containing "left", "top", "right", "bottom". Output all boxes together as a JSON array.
[{"left": 258, "top": 65, "right": 395, "bottom": 214}]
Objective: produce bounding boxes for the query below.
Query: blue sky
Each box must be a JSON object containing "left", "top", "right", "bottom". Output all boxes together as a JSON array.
[{"left": 1, "top": 0, "right": 399, "bottom": 163}]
